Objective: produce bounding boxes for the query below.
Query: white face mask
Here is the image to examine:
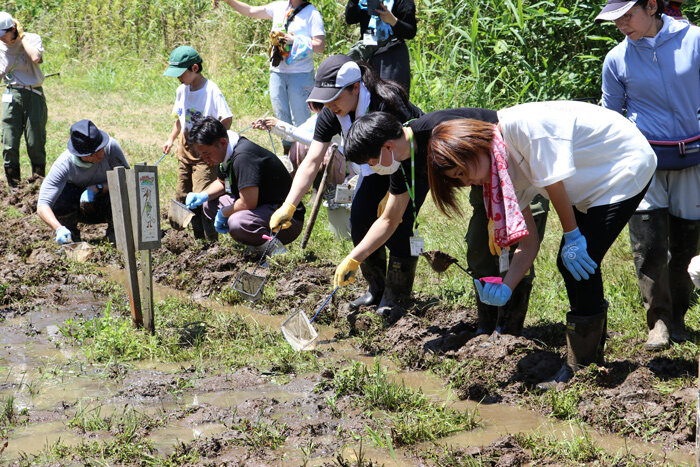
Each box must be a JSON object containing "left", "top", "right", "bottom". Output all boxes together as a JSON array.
[
  {"left": 370, "top": 149, "right": 401, "bottom": 176},
  {"left": 72, "top": 154, "right": 94, "bottom": 168}
]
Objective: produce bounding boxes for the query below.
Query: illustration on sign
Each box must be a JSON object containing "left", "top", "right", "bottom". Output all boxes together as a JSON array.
[{"left": 139, "top": 174, "right": 158, "bottom": 242}]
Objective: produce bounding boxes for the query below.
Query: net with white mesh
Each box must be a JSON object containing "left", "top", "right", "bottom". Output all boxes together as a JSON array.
[{"left": 281, "top": 310, "right": 319, "bottom": 351}]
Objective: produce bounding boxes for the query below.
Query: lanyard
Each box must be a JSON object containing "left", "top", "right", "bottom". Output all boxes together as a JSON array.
[{"left": 399, "top": 130, "right": 418, "bottom": 233}]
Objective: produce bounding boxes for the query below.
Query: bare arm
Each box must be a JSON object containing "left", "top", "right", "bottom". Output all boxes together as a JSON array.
[
  {"left": 544, "top": 181, "right": 577, "bottom": 233},
  {"left": 349, "top": 192, "right": 410, "bottom": 261},
  {"left": 204, "top": 179, "right": 227, "bottom": 199},
  {"left": 220, "top": 0, "right": 271, "bottom": 19},
  {"left": 311, "top": 35, "right": 325, "bottom": 53},
  {"left": 220, "top": 116, "right": 233, "bottom": 130},
  {"left": 229, "top": 186, "right": 259, "bottom": 214},
  {"left": 37, "top": 204, "right": 62, "bottom": 232},
  {"left": 284, "top": 139, "right": 330, "bottom": 206},
  {"left": 502, "top": 207, "right": 540, "bottom": 291},
  {"left": 21, "top": 37, "right": 42, "bottom": 64},
  {"left": 163, "top": 119, "right": 181, "bottom": 154}
]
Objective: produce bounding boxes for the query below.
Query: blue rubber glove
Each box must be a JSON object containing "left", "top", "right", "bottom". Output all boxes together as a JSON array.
[
  {"left": 80, "top": 187, "right": 96, "bottom": 204},
  {"left": 561, "top": 228, "right": 597, "bottom": 281},
  {"left": 55, "top": 226, "right": 73, "bottom": 245},
  {"left": 185, "top": 192, "right": 209, "bottom": 210},
  {"left": 214, "top": 209, "right": 229, "bottom": 234},
  {"left": 474, "top": 279, "right": 512, "bottom": 306}
]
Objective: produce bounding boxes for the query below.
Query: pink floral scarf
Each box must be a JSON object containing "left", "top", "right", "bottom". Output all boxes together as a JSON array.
[{"left": 482, "top": 126, "right": 528, "bottom": 248}]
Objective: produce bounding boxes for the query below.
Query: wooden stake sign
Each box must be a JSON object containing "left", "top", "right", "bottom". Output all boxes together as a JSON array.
[{"left": 107, "top": 164, "right": 161, "bottom": 334}]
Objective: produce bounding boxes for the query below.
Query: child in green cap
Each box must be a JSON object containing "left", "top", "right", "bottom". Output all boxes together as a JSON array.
[{"left": 163, "top": 45, "right": 233, "bottom": 240}]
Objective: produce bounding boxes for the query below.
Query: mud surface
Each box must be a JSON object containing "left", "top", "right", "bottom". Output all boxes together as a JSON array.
[{"left": 0, "top": 178, "right": 696, "bottom": 464}]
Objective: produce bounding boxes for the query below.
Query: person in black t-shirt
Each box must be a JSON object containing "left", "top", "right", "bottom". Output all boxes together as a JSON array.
[
  {"left": 185, "top": 117, "right": 304, "bottom": 252},
  {"left": 336, "top": 109, "right": 549, "bottom": 330},
  {"left": 269, "top": 54, "right": 422, "bottom": 312}
]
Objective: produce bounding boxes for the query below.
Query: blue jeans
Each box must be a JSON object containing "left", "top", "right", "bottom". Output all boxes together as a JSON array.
[{"left": 269, "top": 70, "right": 314, "bottom": 149}]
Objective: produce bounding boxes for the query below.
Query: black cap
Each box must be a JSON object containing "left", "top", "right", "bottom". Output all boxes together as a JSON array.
[
  {"left": 307, "top": 55, "right": 362, "bottom": 104},
  {"left": 67, "top": 120, "right": 110, "bottom": 157}
]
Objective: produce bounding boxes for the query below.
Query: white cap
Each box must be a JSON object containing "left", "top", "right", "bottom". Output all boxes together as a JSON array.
[{"left": 0, "top": 12, "right": 14, "bottom": 31}]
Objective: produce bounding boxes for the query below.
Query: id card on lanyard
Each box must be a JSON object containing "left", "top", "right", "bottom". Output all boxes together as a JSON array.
[{"left": 400, "top": 130, "right": 423, "bottom": 257}]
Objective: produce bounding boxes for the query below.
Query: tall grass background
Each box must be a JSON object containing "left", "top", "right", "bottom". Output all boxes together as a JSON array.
[{"left": 15, "top": 0, "right": 697, "bottom": 110}]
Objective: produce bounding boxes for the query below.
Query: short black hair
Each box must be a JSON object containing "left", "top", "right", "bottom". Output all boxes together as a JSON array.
[
  {"left": 636, "top": 0, "right": 665, "bottom": 18},
  {"left": 187, "top": 116, "right": 227, "bottom": 146},
  {"left": 344, "top": 112, "right": 404, "bottom": 164},
  {"left": 188, "top": 61, "right": 203, "bottom": 73}
]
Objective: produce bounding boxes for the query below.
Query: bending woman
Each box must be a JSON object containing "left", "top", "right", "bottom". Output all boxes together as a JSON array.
[
  {"left": 269, "top": 54, "right": 422, "bottom": 315},
  {"left": 597, "top": 0, "right": 700, "bottom": 349},
  {"left": 427, "top": 101, "right": 655, "bottom": 387}
]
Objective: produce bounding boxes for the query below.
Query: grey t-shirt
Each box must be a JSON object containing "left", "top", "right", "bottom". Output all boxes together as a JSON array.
[{"left": 37, "top": 137, "right": 129, "bottom": 208}]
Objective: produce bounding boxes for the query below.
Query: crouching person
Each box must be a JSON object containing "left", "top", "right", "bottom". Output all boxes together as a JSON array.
[
  {"left": 37, "top": 120, "right": 129, "bottom": 244},
  {"left": 184, "top": 116, "right": 305, "bottom": 253}
]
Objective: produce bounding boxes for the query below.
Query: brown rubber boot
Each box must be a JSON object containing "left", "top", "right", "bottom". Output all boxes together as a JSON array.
[
  {"left": 538, "top": 311, "right": 607, "bottom": 390},
  {"left": 350, "top": 248, "right": 386, "bottom": 310}
]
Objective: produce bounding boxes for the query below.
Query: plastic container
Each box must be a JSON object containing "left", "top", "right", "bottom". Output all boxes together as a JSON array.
[{"left": 324, "top": 201, "right": 351, "bottom": 240}]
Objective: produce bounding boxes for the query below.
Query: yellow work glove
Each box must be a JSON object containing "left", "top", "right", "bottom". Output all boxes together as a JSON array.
[
  {"left": 376, "top": 190, "right": 390, "bottom": 218},
  {"left": 15, "top": 20, "right": 24, "bottom": 40},
  {"left": 488, "top": 218, "right": 502, "bottom": 257},
  {"left": 334, "top": 256, "right": 361, "bottom": 288},
  {"left": 270, "top": 202, "right": 296, "bottom": 233}
]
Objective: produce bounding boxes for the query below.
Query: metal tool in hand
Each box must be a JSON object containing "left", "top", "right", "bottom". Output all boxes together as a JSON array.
[
  {"left": 231, "top": 230, "right": 280, "bottom": 302},
  {"left": 421, "top": 250, "right": 471, "bottom": 275},
  {"left": 282, "top": 286, "right": 340, "bottom": 351},
  {"left": 155, "top": 152, "right": 169, "bottom": 166}
]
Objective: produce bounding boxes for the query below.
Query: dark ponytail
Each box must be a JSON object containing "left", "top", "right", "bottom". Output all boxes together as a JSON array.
[{"left": 357, "top": 61, "right": 411, "bottom": 116}]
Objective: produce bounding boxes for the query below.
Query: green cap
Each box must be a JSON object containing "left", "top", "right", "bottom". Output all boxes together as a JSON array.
[{"left": 164, "top": 46, "right": 201, "bottom": 77}]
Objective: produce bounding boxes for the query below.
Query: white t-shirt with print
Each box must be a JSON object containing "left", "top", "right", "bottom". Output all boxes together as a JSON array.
[
  {"left": 172, "top": 79, "right": 233, "bottom": 134},
  {"left": 497, "top": 101, "right": 656, "bottom": 213},
  {"left": 0, "top": 33, "right": 44, "bottom": 86},
  {"left": 265, "top": 1, "right": 325, "bottom": 74}
]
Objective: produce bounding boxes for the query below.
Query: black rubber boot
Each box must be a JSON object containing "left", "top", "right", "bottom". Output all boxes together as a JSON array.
[
  {"left": 350, "top": 248, "right": 386, "bottom": 310},
  {"left": 537, "top": 310, "right": 607, "bottom": 390},
  {"left": 475, "top": 297, "right": 497, "bottom": 335},
  {"left": 190, "top": 207, "right": 206, "bottom": 240},
  {"left": 201, "top": 213, "right": 219, "bottom": 242},
  {"left": 628, "top": 211, "right": 673, "bottom": 350},
  {"left": 668, "top": 215, "right": 700, "bottom": 343},
  {"left": 376, "top": 255, "right": 418, "bottom": 319},
  {"left": 495, "top": 277, "right": 533, "bottom": 336},
  {"left": 4, "top": 165, "right": 20, "bottom": 188},
  {"left": 31, "top": 163, "right": 45, "bottom": 178}
]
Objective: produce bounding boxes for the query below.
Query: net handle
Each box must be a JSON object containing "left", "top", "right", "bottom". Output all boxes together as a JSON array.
[{"left": 309, "top": 286, "right": 339, "bottom": 323}]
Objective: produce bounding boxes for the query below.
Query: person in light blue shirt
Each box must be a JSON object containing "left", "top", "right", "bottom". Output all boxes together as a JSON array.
[{"left": 598, "top": 0, "right": 700, "bottom": 350}]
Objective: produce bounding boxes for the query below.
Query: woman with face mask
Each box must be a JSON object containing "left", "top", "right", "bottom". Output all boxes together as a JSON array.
[
  {"left": 332, "top": 108, "right": 501, "bottom": 319},
  {"left": 269, "top": 54, "right": 422, "bottom": 317}
]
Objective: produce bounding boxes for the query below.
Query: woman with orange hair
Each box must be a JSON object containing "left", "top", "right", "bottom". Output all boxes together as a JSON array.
[{"left": 427, "top": 100, "right": 655, "bottom": 388}]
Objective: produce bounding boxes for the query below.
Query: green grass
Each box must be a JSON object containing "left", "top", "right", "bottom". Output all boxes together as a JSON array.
[{"left": 329, "top": 360, "right": 480, "bottom": 445}]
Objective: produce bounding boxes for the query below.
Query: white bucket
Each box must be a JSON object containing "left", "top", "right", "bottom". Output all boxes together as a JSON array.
[{"left": 324, "top": 201, "right": 351, "bottom": 240}]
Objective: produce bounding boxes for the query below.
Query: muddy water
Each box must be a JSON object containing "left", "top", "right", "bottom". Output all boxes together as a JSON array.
[{"left": 1, "top": 273, "right": 694, "bottom": 464}]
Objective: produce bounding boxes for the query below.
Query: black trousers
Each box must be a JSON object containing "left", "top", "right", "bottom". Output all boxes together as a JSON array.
[
  {"left": 350, "top": 172, "right": 429, "bottom": 258},
  {"left": 53, "top": 182, "right": 112, "bottom": 225},
  {"left": 557, "top": 185, "right": 649, "bottom": 315}
]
